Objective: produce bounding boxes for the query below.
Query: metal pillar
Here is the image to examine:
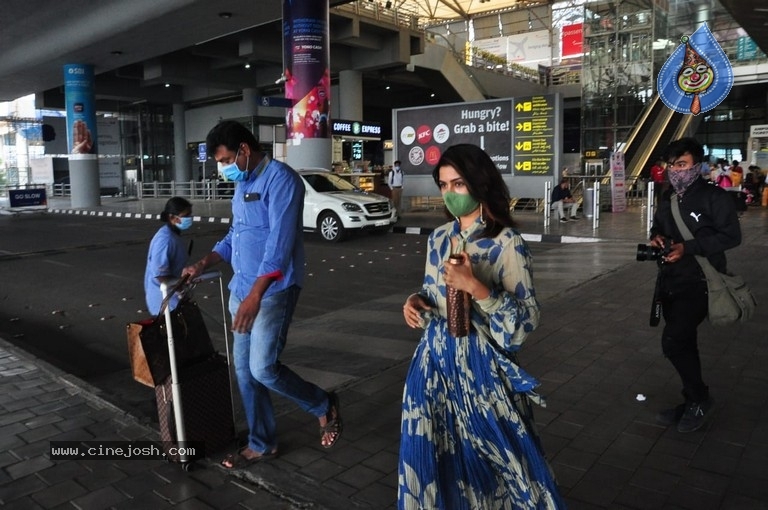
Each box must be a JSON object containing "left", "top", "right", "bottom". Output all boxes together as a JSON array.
[
  {"left": 646, "top": 181, "right": 655, "bottom": 238},
  {"left": 591, "top": 181, "right": 601, "bottom": 230},
  {"left": 543, "top": 180, "right": 552, "bottom": 226}
]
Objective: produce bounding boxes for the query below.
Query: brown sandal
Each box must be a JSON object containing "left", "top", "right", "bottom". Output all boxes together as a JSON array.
[
  {"left": 220, "top": 447, "right": 277, "bottom": 469},
  {"left": 320, "top": 392, "right": 343, "bottom": 449}
]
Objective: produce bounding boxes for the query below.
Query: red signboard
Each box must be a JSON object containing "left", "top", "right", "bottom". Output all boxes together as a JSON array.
[{"left": 561, "top": 23, "right": 583, "bottom": 58}]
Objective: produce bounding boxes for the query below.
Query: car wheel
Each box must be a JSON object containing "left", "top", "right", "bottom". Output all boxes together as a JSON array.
[{"left": 318, "top": 212, "right": 345, "bottom": 242}]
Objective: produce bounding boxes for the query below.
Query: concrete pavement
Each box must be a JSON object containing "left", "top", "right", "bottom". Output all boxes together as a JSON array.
[{"left": 1, "top": 196, "right": 768, "bottom": 509}]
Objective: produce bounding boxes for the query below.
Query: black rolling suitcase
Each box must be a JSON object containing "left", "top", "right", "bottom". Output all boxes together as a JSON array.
[
  {"left": 157, "top": 271, "right": 237, "bottom": 470},
  {"left": 155, "top": 354, "right": 234, "bottom": 464}
]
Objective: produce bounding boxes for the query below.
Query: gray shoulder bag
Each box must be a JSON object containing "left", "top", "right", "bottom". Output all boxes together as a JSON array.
[{"left": 670, "top": 199, "right": 756, "bottom": 326}]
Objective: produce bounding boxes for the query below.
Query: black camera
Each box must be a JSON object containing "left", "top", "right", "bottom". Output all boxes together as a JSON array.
[{"left": 636, "top": 239, "right": 671, "bottom": 262}]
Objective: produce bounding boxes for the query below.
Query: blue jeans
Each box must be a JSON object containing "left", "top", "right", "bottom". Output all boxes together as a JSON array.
[{"left": 229, "top": 286, "right": 329, "bottom": 453}]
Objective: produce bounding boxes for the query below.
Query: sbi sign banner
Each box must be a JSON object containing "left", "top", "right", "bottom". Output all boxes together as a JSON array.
[{"left": 63, "top": 64, "right": 98, "bottom": 154}]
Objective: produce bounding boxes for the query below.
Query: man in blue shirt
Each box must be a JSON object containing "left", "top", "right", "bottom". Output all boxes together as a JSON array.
[{"left": 183, "top": 121, "right": 342, "bottom": 468}]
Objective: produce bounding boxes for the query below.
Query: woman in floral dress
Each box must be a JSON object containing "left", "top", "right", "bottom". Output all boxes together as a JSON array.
[{"left": 399, "top": 144, "right": 565, "bottom": 509}]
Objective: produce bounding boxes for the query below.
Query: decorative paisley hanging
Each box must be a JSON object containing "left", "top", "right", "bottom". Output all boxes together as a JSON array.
[{"left": 657, "top": 24, "right": 733, "bottom": 116}]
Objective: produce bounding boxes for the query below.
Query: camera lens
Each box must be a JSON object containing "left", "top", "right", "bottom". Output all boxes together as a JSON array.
[{"left": 636, "top": 243, "right": 661, "bottom": 262}]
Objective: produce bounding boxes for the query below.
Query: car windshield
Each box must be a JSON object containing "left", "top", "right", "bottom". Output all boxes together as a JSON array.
[{"left": 303, "top": 173, "right": 358, "bottom": 193}]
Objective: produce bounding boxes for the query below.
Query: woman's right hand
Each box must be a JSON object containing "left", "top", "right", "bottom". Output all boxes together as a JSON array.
[{"left": 403, "top": 293, "right": 432, "bottom": 329}]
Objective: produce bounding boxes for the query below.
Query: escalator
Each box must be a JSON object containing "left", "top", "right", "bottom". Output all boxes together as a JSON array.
[
  {"left": 621, "top": 95, "right": 668, "bottom": 174},
  {"left": 595, "top": 94, "right": 701, "bottom": 208},
  {"left": 623, "top": 95, "right": 701, "bottom": 180}
]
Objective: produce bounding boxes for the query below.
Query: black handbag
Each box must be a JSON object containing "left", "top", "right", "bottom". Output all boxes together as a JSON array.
[{"left": 127, "top": 284, "right": 215, "bottom": 387}]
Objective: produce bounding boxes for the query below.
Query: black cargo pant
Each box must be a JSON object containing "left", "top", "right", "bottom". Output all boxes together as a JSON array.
[{"left": 660, "top": 280, "right": 709, "bottom": 403}]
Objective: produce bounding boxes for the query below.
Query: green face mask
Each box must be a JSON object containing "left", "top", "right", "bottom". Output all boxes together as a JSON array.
[{"left": 443, "top": 191, "right": 480, "bottom": 217}]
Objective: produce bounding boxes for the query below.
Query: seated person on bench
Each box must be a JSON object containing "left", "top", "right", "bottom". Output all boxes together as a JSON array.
[{"left": 551, "top": 179, "right": 579, "bottom": 222}]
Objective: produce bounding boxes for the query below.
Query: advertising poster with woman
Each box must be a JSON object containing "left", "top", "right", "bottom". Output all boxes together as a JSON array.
[{"left": 283, "top": 0, "right": 330, "bottom": 144}]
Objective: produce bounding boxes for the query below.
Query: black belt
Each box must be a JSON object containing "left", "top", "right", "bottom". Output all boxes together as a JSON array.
[{"left": 392, "top": 186, "right": 402, "bottom": 189}]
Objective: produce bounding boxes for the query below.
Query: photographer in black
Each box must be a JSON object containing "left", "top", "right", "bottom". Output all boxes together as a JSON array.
[{"left": 646, "top": 137, "right": 741, "bottom": 433}]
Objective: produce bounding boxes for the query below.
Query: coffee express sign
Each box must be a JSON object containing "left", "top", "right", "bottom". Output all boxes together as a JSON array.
[{"left": 331, "top": 119, "right": 382, "bottom": 139}]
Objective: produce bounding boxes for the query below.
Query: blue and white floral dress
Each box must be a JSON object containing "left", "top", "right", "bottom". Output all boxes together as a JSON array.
[{"left": 398, "top": 218, "right": 565, "bottom": 509}]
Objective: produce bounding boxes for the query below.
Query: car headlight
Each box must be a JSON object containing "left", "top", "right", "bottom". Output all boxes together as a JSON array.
[{"left": 341, "top": 202, "right": 363, "bottom": 212}]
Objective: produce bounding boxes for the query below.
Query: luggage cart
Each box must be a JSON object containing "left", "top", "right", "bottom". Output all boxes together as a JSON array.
[{"left": 159, "top": 271, "right": 236, "bottom": 471}]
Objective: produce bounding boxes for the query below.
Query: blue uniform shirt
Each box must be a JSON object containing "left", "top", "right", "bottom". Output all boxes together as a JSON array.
[
  {"left": 144, "top": 224, "right": 188, "bottom": 315},
  {"left": 213, "top": 156, "right": 305, "bottom": 300}
]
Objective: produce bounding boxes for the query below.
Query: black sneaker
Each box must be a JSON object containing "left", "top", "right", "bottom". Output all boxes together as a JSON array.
[
  {"left": 570, "top": 216, "right": 579, "bottom": 220},
  {"left": 677, "top": 398, "right": 715, "bottom": 433},
  {"left": 655, "top": 403, "right": 685, "bottom": 426},
  {"left": 559, "top": 218, "right": 568, "bottom": 223}
]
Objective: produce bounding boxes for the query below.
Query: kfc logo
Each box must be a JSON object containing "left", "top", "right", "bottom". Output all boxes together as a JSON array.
[{"left": 416, "top": 125, "right": 432, "bottom": 144}]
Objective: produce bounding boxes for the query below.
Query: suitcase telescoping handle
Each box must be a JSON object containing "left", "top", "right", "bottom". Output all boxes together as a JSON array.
[
  {"left": 159, "top": 271, "right": 237, "bottom": 461},
  {"left": 159, "top": 279, "right": 188, "bottom": 461},
  {"left": 160, "top": 271, "right": 221, "bottom": 305},
  {"left": 192, "top": 270, "right": 223, "bottom": 284},
  {"left": 154, "top": 275, "right": 190, "bottom": 321},
  {"left": 159, "top": 270, "right": 221, "bottom": 464}
]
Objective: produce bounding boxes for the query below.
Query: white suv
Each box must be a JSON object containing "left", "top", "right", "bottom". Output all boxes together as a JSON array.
[{"left": 297, "top": 168, "right": 396, "bottom": 242}]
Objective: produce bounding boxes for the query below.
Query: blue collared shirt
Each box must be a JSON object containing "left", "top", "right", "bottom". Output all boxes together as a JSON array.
[
  {"left": 144, "top": 224, "right": 188, "bottom": 315},
  {"left": 213, "top": 156, "right": 305, "bottom": 300}
]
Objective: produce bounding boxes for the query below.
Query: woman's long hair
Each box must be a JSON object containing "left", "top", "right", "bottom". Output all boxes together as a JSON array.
[{"left": 432, "top": 144, "right": 515, "bottom": 238}]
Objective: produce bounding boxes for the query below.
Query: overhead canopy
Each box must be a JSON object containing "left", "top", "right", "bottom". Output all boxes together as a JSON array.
[{"left": 1, "top": 0, "right": 764, "bottom": 112}]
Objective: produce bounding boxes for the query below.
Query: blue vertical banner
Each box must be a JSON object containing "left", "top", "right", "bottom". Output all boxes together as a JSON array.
[
  {"left": 283, "top": 0, "right": 330, "bottom": 143},
  {"left": 63, "top": 64, "right": 98, "bottom": 154}
]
